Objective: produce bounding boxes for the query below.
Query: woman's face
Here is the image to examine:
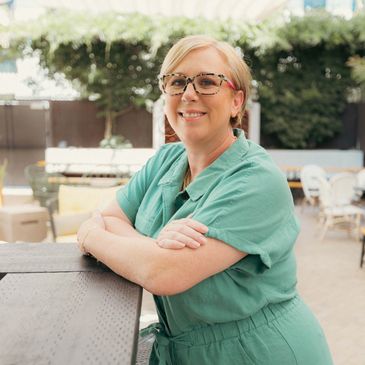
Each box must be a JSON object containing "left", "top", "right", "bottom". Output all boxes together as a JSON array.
[{"left": 163, "top": 47, "right": 243, "bottom": 145}]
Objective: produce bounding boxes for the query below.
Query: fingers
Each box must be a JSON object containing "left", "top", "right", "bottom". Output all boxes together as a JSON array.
[
  {"left": 164, "top": 220, "right": 208, "bottom": 241},
  {"left": 92, "top": 210, "right": 101, "bottom": 218},
  {"left": 77, "top": 221, "right": 92, "bottom": 255},
  {"left": 178, "top": 218, "right": 209, "bottom": 234},
  {"left": 157, "top": 239, "right": 186, "bottom": 249},
  {"left": 157, "top": 233, "right": 200, "bottom": 249},
  {"left": 76, "top": 214, "right": 104, "bottom": 255},
  {"left": 156, "top": 216, "right": 209, "bottom": 250},
  {"left": 176, "top": 230, "right": 203, "bottom": 247},
  {"left": 92, "top": 210, "right": 106, "bottom": 230},
  {"left": 76, "top": 221, "right": 87, "bottom": 248},
  {"left": 165, "top": 218, "right": 208, "bottom": 234},
  {"left": 177, "top": 226, "right": 207, "bottom": 245},
  {"left": 158, "top": 228, "right": 206, "bottom": 249}
]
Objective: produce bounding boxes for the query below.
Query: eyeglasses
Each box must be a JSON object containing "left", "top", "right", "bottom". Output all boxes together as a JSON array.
[{"left": 159, "top": 72, "right": 236, "bottom": 96}]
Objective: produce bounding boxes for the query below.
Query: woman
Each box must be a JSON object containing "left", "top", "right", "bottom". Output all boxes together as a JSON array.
[{"left": 77, "top": 35, "right": 333, "bottom": 364}]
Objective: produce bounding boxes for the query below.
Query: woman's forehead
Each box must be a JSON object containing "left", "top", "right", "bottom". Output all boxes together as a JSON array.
[{"left": 172, "top": 47, "right": 231, "bottom": 76}]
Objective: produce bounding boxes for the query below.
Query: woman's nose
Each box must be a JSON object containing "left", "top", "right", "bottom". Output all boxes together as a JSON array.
[{"left": 181, "top": 82, "right": 198, "bottom": 102}]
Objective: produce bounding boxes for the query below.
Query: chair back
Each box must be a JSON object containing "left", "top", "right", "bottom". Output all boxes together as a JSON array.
[
  {"left": 300, "top": 165, "right": 327, "bottom": 200},
  {"left": 357, "top": 169, "right": 365, "bottom": 189},
  {"left": 52, "top": 184, "right": 121, "bottom": 238},
  {"left": 329, "top": 172, "right": 357, "bottom": 206},
  {"left": 24, "top": 163, "right": 62, "bottom": 207},
  {"left": 317, "top": 176, "right": 333, "bottom": 208}
]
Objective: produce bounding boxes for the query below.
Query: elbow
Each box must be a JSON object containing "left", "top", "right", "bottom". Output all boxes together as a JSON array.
[
  {"left": 144, "top": 281, "right": 187, "bottom": 296},
  {"left": 143, "top": 283, "right": 176, "bottom": 296},
  {"left": 142, "top": 267, "right": 190, "bottom": 296}
]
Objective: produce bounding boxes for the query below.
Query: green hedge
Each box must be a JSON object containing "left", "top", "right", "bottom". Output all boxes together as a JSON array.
[
  {"left": 4, "top": 10, "right": 365, "bottom": 148},
  {"left": 247, "top": 13, "right": 365, "bottom": 148}
]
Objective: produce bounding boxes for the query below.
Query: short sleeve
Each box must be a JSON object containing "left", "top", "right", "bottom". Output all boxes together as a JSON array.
[
  {"left": 116, "top": 146, "right": 166, "bottom": 223},
  {"left": 192, "top": 163, "right": 300, "bottom": 273}
]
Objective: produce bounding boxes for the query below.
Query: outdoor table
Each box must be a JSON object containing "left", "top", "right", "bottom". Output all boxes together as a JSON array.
[{"left": 0, "top": 243, "right": 142, "bottom": 365}]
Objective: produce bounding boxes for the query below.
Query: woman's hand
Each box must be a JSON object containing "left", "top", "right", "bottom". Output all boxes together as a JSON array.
[
  {"left": 77, "top": 210, "right": 106, "bottom": 254},
  {"left": 157, "top": 217, "right": 208, "bottom": 249}
]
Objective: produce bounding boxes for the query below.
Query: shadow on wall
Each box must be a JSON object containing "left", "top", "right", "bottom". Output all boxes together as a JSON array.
[
  {"left": 50, "top": 101, "right": 152, "bottom": 148},
  {"left": 0, "top": 100, "right": 153, "bottom": 186}
]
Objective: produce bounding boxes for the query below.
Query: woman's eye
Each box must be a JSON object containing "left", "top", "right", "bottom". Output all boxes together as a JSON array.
[
  {"left": 170, "top": 78, "right": 186, "bottom": 87},
  {"left": 198, "top": 77, "right": 217, "bottom": 87}
]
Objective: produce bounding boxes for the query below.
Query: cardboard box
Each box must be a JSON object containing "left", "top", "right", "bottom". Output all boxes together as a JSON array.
[{"left": 0, "top": 205, "right": 48, "bottom": 242}]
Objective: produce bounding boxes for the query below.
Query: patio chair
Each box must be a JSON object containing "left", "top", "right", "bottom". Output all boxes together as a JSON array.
[
  {"left": 317, "top": 176, "right": 363, "bottom": 241},
  {"left": 24, "top": 163, "right": 63, "bottom": 208},
  {"left": 355, "top": 169, "right": 365, "bottom": 200},
  {"left": 329, "top": 172, "right": 357, "bottom": 206},
  {"left": 357, "top": 169, "right": 365, "bottom": 186},
  {"left": 300, "top": 165, "right": 326, "bottom": 211},
  {"left": 47, "top": 184, "right": 121, "bottom": 242}
]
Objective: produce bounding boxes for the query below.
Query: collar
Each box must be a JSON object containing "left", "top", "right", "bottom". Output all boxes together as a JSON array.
[
  {"left": 158, "top": 146, "right": 188, "bottom": 188},
  {"left": 158, "top": 129, "right": 250, "bottom": 201},
  {"left": 186, "top": 129, "right": 249, "bottom": 201}
]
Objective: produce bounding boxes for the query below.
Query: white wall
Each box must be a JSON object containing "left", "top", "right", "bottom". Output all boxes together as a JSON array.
[{"left": 267, "top": 149, "right": 364, "bottom": 170}]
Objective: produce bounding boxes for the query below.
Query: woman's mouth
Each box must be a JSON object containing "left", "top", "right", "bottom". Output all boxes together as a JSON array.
[{"left": 178, "top": 111, "right": 206, "bottom": 120}]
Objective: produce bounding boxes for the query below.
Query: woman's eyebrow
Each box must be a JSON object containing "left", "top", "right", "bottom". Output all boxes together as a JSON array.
[{"left": 171, "top": 71, "right": 216, "bottom": 76}]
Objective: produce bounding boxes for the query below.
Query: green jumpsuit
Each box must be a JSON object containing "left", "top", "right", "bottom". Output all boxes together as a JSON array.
[{"left": 117, "top": 129, "right": 333, "bottom": 365}]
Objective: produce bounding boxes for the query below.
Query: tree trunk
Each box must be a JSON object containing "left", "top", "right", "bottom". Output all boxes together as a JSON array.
[{"left": 104, "top": 111, "right": 113, "bottom": 140}]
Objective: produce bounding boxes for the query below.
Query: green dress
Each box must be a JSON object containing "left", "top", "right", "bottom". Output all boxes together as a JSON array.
[{"left": 117, "top": 129, "right": 333, "bottom": 365}]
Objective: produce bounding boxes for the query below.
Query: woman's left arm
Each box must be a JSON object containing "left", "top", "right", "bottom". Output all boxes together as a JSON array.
[{"left": 77, "top": 216, "right": 246, "bottom": 296}]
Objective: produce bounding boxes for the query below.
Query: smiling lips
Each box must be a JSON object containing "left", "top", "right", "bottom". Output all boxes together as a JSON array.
[{"left": 178, "top": 111, "right": 207, "bottom": 121}]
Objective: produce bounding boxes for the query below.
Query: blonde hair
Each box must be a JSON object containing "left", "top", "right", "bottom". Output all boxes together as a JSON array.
[{"left": 159, "top": 35, "right": 252, "bottom": 127}]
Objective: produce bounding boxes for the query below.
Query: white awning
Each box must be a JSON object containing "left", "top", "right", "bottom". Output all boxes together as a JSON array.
[{"left": 33, "top": 0, "right": 289, "bottom": 22}]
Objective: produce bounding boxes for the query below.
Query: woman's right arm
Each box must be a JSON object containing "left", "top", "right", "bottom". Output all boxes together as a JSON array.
[
  {"left": 94, "top": 144, "right": 205, "bottom": 246},
  {"left": 100, "top": 199, "right": 144, "bottom": 238},
  {"left": 99, "top": 198, "right": 208, "bottom": 246}
]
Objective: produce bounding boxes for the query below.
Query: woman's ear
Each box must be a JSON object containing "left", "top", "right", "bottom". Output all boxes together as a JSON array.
[{"left": 231, "top": 90, "right": 244, "bottom": 117}]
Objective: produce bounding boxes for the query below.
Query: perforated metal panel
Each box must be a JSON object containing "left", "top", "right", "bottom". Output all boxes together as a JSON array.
[
  {"left": 0, "top": 243, "right": 108, "bottom": 273},
  {"left": 0, "top": 272, "right": 142, "bottom": 365},
  {"left": 0, "top": 244, "right": 142, "bottom": 364},
  {"left": 135, "top": 334, "right": 154, "bottom": 365}
]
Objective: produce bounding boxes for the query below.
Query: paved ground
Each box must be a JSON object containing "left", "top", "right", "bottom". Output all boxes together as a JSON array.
[
  {"left": 140, "top": 205, "right": 365, "bottom": 365},
  {"left": 295, "top": 206, "right": 365, "bottom": 365}
]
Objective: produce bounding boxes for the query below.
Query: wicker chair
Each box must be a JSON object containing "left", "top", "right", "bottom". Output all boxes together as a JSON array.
[
  {"left": 24, "top": 163, "right": 62, "bottom": 208},
  {"left": 300, "top": 164, "right": 326, "bottom": 211}
]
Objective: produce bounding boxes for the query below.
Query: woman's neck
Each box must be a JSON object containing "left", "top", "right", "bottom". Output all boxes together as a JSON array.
[{"left": 185, "top": 131, "right": 237, "bottom": 180}]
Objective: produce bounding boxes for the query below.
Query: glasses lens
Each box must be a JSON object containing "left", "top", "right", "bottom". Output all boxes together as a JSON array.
[
  {"left": 163, "top": 75, "right": 186, "bottom": 95},
  {"left": 195, "top": 74, "right": 221, "bottom": 94}
]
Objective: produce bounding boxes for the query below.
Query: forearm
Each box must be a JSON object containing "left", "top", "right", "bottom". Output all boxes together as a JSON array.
[
  {"left": 102, "top": 216, "right": 144, "bottom": 238},
  {"left": 82, "top": 225, "right": 245, "bottom": 296},
  {"left": 85, "top": 227, "right": 184, "bottom": 295}
]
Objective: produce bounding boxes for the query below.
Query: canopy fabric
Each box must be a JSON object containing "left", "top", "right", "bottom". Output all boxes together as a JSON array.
[{"left": 34, "top": 0, "right": 289, "bottom": 21}]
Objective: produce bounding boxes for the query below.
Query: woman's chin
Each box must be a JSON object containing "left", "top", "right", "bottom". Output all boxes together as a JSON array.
[{"left": 178, "top": 130, "right": 207, "bottom": 145}]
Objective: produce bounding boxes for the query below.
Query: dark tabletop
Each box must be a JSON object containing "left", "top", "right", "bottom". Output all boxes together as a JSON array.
[
  {"left": 0, "top": 242, "right": 109, "bottom": 274},
  {"left": 0, "top": 243, "right": 142, "bottom": 365}
]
